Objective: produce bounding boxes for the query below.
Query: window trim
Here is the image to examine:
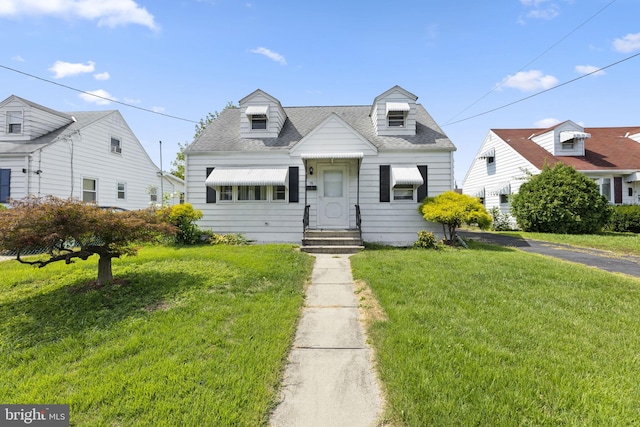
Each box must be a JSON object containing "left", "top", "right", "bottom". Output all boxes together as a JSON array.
[
  {"left": 117, "top": 182, "right": 127, "bottom": 200},
  {"left": 110, "top": 137, "right": 122, "bottom": 155},
  {"left": 149, "top": 186, "right": 158, "bottom": 203},
  {"left": 387, "top": 110, "right": 406, "bottom": 128},
  {"left": 7, "top": 111, "right": 23, "bottom": 135},
  {"left": 82, "top": 177, "right": 98, "bottom": 203},
  {"left": 393, "top": 184, "right": 415, "bottom": 201},
  {"left": 250, "top": 114, "right": 268, "bottom": 130},
  {"left": 217, "top": 185, "right": 287, "bottom": 203}
]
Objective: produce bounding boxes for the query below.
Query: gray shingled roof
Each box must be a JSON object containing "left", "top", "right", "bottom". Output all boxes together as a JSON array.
[
  {"left": 186, "top": 104, "right": 456, "bottom": 153},
  {"left": 0, "top": 110, "right": 114, "bottom": 155}
]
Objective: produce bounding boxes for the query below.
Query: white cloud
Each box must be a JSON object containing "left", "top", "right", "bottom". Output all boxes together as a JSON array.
[
  {"left": 0, "top": 0, "right": 158, "bottom": 30},
  {"left": 519, "top": 0, "right": 560, "bottom": 22},
  {"left": 124, "top": 97, "right": 141, "bottom": 104},
  {"left": 94, "top": 71, "right": 110, "bottom": 80},
  {"left": 613, "top": 32, "right": 640, "bottom": 53},
  {"left": 535, "top": 118, "right": 561, "bottom": 128},
  {"left": 152, "top": 106, "right": 165, "bottom": 113},
  {"left": 250, "top": 47, "right": 287, "bottom": 65},
  {"left": 79, "top": 89, "right": 116, "bottom": 105},
  {"left": 12, "top": 55, "right": 25, "bottom": 62},
  {"left": 575, "top": 65, "right": 605, "bottom": 76},
  {"left": 49, "top": 60, "right": 95, "bottom": 79},
  {"left": 499, "top": 70, "right": 558, "bottom": 92}
]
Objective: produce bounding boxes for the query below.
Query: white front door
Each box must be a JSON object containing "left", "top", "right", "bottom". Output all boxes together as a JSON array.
[{"left": 318, "top": 164, "right": 349, "bottom": 228}]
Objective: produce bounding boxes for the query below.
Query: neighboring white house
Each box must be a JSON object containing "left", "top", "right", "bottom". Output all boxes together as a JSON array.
[
  {"left": 185, "top": 86, "right": 456, "bottom": 246},
  {"left": 463, "top": 120, "right": 640, "bottom": 215},
  {"left": 0, "top": 95, "right": 184, "bottom": 209}
]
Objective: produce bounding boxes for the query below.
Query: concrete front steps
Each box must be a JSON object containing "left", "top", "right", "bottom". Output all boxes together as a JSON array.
[{"left": 301, "top": 229, "right": 364, "bottom": 254}]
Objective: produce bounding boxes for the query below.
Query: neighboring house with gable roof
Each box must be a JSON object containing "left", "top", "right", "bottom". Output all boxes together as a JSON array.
[
  {"left": 0, "top": 95, "right": 183, "bottom": 209},
  {"left": 463, "top": 120, "right": 640, "bottom": 216},
  {"left": 184, "top": 86, "right": 456, "bottom": 248}
]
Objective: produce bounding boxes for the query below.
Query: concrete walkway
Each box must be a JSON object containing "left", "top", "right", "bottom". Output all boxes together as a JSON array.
[{"left": 270, "top": 254, "right": 383, "bottom": 427}]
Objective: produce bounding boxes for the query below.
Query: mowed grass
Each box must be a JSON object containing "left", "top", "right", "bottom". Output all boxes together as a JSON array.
[
  {"left": 351, "top": 243, "right": 640, "bottom": 426},
  {"left": 0, "top": 244, "right": 314, "bottom": 426},
  {"left": 498, "top": 231, "right": 640, "bottom": 257}
]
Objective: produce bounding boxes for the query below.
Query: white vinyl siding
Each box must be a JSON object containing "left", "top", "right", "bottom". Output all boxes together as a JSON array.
[{"left": 463, "top": 131, "right": 538, "bottom": 216}]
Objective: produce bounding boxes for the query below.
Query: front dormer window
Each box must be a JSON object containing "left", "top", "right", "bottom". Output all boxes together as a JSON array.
[
  {"left": 562, "top": 140, "right": 575, "bottom": 150},
  {"left": 251, "top": 114, "right": 267, "bottom": 130},
  {"left": 386, "top": 102, "right": 409, "bottom": 128},
  {"left": 388, "top": 110, "right": 405, "bottom": 127},
  {"left": 246, "top": 105, "right": 269, "bottom": 131},
  {"left": 7, "top": 111, "right": 23, "bottom": 134}
]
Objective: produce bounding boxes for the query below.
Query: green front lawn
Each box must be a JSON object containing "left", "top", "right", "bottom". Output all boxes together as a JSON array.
[
  {"left": 351, "top": 243, "right": 640, "bottom": 426},
  {"left": 0, "top": 245, "right": 314, "bottom": 426}
]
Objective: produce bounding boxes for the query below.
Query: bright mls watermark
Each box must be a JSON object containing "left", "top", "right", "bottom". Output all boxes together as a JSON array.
[{"left": 1, "top": 405, "right": 69, "bottom": 426}]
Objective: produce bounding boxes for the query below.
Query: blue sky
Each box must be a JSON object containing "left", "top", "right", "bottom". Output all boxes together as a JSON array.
[{"left": 1, "top": 0, "right": 639, "bottom": 185}]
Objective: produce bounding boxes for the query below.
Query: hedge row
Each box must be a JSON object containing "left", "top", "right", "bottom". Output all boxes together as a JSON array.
[{"left": 605, "top": 205, "right": 640, "bottom": 233}]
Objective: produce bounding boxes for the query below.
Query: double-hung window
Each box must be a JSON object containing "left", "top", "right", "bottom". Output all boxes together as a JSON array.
[
  {"left": 111, "top": 137, "right": 122, "bottom": 154},
  {"left": 7, "top": 111, "right": 23, "bottom": 134},
  {"left": 393, "top": 184, "right": 414, "bottom": 201},
  {"left": 388, "top": 110, "right": 405, "bottom": 127},
  {"left": 250, "top": 114, "right": 267, "bottom": 130},
  {"left": 83, "top": 178, "right": 97, "bottom": 203},
  {"left": 117, "top": 182, "right": 126, "bottom": 200},
  {"left": 149, "top": 186, "right": 158, "bottom": 202}
]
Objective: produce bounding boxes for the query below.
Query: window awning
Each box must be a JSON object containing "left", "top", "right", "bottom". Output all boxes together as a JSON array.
[
  {"left": 205, "top": 167, "right": 288, "bottom": 187},
  {"left": 625, "top": 172, "right": 640, "bottom": 183},
  {"left": 560, "top": 131, "right": 591, "bottom": 142},
  {"left": 245, "top": 105, "right": 269, "bottom": 116},
  {"left": 478, "top": 148, "right": 495, "bottom": 159},
  {"left": 300, "top": 152, "right": 364, "bottom": 160},
  {"left": 386, "top": 102, "right": 410, "bottom": 114},
  {"left": 473, "top": 187, "right": 485, "bottom": 198},
  {"left": 488, "top": 182, "right": 511, "bottom": 196},
  {"left": 391, "top": 166, "right": 424, "bottom": 187}
]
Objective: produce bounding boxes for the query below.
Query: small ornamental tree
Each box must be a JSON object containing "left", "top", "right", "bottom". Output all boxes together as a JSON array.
[
  {"left": 510, "top": 162, "right": 612, "bottom": 234},
  {"left": 419, "top": 191, "right": 492, "bottom": 243},
  {"left": 0, "top": 196, "right": 176, "bottom": 285}
]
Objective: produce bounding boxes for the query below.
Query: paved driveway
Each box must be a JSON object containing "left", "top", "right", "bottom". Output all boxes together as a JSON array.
[{"left": 458, "top": 230, "right": 640, "bottom": 279}]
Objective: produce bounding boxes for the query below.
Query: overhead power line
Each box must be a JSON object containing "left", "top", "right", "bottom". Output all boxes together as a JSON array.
[
  {"left": 443, "top": 51, "right": 640, "bottom": 127},
  {"left": 444, "top": 0, "right": 618, "bottom": 125},
  {"left": 0, "top": 63, "right": 199, "bottom": 124}
]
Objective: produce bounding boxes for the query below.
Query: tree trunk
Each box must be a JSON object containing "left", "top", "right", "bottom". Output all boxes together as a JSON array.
[{"left": 97, "top": 255, "right": 113, "bottom": 285}]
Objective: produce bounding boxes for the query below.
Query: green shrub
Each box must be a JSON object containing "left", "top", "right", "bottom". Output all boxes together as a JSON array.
[
  {"left": 0, "top": 204, "right": 7, "bottom": 211},
  {"left": 210, "top": 233, "right": 249, "bottom": 246},
  {"left": 158, "top": 203, "right": 203, "bottom": 245},
  {"left": 606, "top": 205, "right": 640, "bottom": 233},
  {"left": 510, "top": 163, "right": 612, "bottom": 234},
  {"left": 490, "top": 207, "right": 515, "bottom": 231},
  {"left": 414, "top": 230, "right": 443, "bottom": 249}
]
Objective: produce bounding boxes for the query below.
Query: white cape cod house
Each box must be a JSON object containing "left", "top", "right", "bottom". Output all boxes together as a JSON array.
[
  {"left": 0, "top": 95, "right": 183, "bottom": 209},
  {"left": 185, "top": 86, "right": 456, "bottom": 247},
  {"left": 463, "top": 120, "right": 640, "bottom": 215}
]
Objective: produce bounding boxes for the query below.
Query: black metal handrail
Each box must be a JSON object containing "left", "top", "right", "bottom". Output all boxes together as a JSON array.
[
  {"left": 355, "top": 204, "right": 362, "bottom": 240},
  {"left": 303, "top": 205, "right": 310, "bottom": 231}
]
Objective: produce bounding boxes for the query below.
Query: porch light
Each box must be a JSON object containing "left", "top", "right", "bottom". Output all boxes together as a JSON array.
[{"left": 309, "top": 166, "right": 314, "bottom": 175}]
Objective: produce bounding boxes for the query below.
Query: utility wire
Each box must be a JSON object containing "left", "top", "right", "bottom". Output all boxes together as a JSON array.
[
  {"left": 443, "top": 51, "right": 640, "bottom": 127},
  {"left": 0, "top": 63, "right": 199, "bottom": 124},
  {"left": 444, "top": 0, "right": 618, "bottom": 125}
]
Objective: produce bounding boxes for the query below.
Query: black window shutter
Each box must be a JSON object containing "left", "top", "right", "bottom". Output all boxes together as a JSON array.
[
  {"left": 417, "top": 165, "right": 428, "bottom": 202},
  {"left": 206, "top": 167, "right": 216, "bottom": 203},
  {"left": 380, "top": 165, "right": 390, "bottom": 202},
  {"left": 0, "top": 169, "right": 10, "bottom": 203},
  {"left": 289, "top": 166, "right": 299, "bottom": 203},
  {"left": 614, "top": 177, "right": 622, "bottom": 204}
]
